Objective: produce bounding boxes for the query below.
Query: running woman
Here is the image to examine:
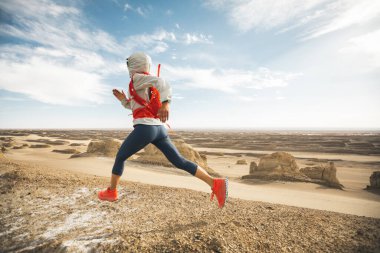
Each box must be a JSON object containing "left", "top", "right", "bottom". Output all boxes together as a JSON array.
[{"left": 98, "top": 52, "right": 228, "bottom": 208}]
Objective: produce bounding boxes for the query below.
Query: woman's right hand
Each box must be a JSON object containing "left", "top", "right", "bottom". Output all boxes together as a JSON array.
[{"left": 112, "top": 89, "right": 127, "bottom": 101}]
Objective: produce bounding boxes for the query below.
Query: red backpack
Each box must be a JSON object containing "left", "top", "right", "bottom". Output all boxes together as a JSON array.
[{"left": 128, "top": 64, "right": 162, "bottom": 119}]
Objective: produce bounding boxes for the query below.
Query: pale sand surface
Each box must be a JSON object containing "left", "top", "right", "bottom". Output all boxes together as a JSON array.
[{"left": 4, "top": 134, "right": 380, "bottom": 218}]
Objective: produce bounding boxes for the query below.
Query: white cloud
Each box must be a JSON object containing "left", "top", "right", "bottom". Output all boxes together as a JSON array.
[
  {"left": 164, "top": 65, "right": 301, "bottom": 93},
  {"left": 237, "top": 95, "right": 256, "bottom": 102},
  {"left": 124, "top": 3, "right": 132, "bottom": 11},
  {"left": 124, "top": 29, "right": 214, "bottom": 54},
  {"left": 205, "top": 0, "right": 380, "bottom": 39},
  {"left": 183, "top": 33, "right": 213, "bottom": 45},
  {"left": 136, "top": 7, "right": 146, "bottom": 17},
  {"left": 124, "top": 29, "right": 176, "bottom": 54},
  {"left": 205, "top": 0, "right": 328, "bottom": 31},
  {"left": 303, "top": 0, "right": 380, "bottom": 39},
  {"left": 0, "top": 58, "right": 107, "bottom": 105},
  {"left": 122, "top": 2, "right": 151, "bottom": 17},
  {"left": 0, "top": 0, "right": 216, "bottom": 107},
  {"left": 0, "top": 97, "right": 26, "bottom": 102},
  {"left": 0, "top": 0, "right": 120, "bottom": 105},
  {"left": 0, "top": 0, "right": 79, "bottom": 18},
  {"left": 0, "top": 0, "right": 123, "bottom": 54},
  {"left": 339, "top": 29, "right": 380, "bottom": 70}
]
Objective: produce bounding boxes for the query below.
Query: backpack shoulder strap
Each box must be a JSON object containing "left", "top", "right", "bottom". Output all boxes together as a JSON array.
[{"left": 129, "top": 79, "right": 149, "bottom": 107}]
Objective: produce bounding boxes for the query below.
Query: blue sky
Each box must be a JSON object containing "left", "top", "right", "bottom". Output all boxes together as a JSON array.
[{"left": 0, "top": 0, "right": 379, "bottom": 130}]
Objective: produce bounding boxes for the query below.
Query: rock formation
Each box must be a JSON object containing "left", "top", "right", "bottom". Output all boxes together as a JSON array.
[
  {"left": 242, "top": 152, "right": 343, "bottom": 189},
  {"left": 71, "top": 139, "right": 120, "bottom": 158},
  {"left": 134, "top": 139, "right": 218, "bottom": 176},
  {"left": 300, "top": 162, "right": 343, "bottom": 189},
  {"left": 242, "top": 152, "right": 310, "bottom": 182},
  {"left": 52, "top": 149, "right": 80, "bottom": 154},
  {"left": 249, "top": 161, "right": 258, "bottom": 174},
  {"left": 30, "top": 144, "right": 51, "bottom": 148},
  {"left": 367, "top": 171, "right": 380, "bottom": 189},
  {"left": 258, "top": 152, "right": 299, "bottom": 172},
  {"left": 236, "top": 159, "right": 247, "bottom": 165}
]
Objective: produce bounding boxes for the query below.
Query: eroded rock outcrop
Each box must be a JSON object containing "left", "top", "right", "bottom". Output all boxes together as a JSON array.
[
  {"left": 71, "top": 139, "right": 120, "bottom": 158},
  {"left": 367, "top": 171, "right": 380, "bottom": 189},
  {"left": 236, "top": 159, "right": 247, "bottom": 165},
  {"left": 242, "top": 152, "right": 343, "bottom": 189},
  {"left": 258, "top": 152, "right": 299, "bottom": 172},
  {"left": 53, "top": 149, "right": 80, "bottom": 154},
  {"left": 249, "top": 161, "right": 258, "bottom": 174},
  {"left": 300, "top": 162, "right": 343, "bottom": 189},
  {"left": 242, "top": 152, "right": 310, "bottom": 182}
]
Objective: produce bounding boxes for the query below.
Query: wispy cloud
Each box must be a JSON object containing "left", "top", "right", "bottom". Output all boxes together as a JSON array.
[
  {"left": 124, "top": 29, "right": 177, "bottom": 54},
  {"left": 183, "top": 33, "right": 213, "bottom": 45},
  {"left": 205, "top": 0, "right": 328, "bottom": 32},
  {"left": 0, "top": 97, "right": 26, "bottom": 102},
  {"left": 0, "top": 0, "right": 215, "bottom": 106},
  {"left": 0, "top": 0, "right": 119, "bottom": 105},
  {"left": 302, "top": 0, "right": 380, "bottom": 40},
  {"left": 164, "top": 65, "right": 301, "bottom": 93},
  {"left": 339, "top": 29, "right": 380, "bottom": 70},
  {"left": 123, "top": 2, "right": 152, "bottom": 17},
  {"left": 0, "top": 0, "right": 122, "bottom": 54},
  {"left": 205, "top": 0, "right": 380, "bottom": 39},
  {"left": 124, "top": 29, "right": 214, "bottom": 54},
  {"left": 0, "top": 58, "right": 107, "bottom": 105}
]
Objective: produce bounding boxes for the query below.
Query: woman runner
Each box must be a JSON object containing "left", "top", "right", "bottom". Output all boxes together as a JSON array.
[{"left": 98, "top": 52, "right": 228, "bottom": 208}]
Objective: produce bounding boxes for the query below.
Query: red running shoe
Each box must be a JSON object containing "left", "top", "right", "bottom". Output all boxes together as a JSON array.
[
  {"left": 98, "top": 187, "right": 118, "bottom": 202},
  {"left": 210, "top": 178, "right": 228, "bottom": 208}
]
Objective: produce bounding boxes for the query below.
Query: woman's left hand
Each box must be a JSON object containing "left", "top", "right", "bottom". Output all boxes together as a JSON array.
[
  {"left": 158, "top": 102, "right": 170, "bottom": 123},
  {"left": 112, "top": 89, "right": 126, "bottom": 101}
]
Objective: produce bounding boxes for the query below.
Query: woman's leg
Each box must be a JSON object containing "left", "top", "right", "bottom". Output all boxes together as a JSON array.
[
  {"left": 194, "top": 166, "right": 214, "bottom": 187},
  {"left": 152, "top": 126, "right": 227, "bottom": 208},
  {"left": 110, "top": 125, "right": 158, "bottom": 189},
  {"left": 152, "top": 130, "right": 214, "bottom": 187}
]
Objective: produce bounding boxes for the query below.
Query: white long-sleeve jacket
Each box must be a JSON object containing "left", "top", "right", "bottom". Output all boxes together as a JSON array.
[{"left": 120, "top": 73, "right": 172, "bottom": 126}]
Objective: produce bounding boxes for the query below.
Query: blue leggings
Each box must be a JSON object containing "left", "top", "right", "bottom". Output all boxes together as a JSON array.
[{"left": 112, "top": 124, "right": 198, "bottom": 176}]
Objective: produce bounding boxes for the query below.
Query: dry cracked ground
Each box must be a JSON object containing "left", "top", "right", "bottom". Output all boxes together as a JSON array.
[{"left": 0, "top": 157, "right": 379, "bottom": 253}]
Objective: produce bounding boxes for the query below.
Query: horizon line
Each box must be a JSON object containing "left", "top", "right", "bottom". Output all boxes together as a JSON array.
[{"left": 1, "top": 127, "right": 380, "bottom": 132}]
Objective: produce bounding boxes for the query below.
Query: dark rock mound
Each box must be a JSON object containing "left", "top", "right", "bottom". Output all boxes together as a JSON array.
[
  {"left": 236, "top": 159, "right": 247, "bottom": 165},
  {"left": 71, "top": 139, "right": 120, "bottom": 158},
  {"left": 366, "top": 171, "right": 380, "bottom": 192},
  {"left": 52, "top": 149, "right": 80, "bottom": 154},
  {"left": 30, "top": 144, "right": 51, "bottom": 148}
]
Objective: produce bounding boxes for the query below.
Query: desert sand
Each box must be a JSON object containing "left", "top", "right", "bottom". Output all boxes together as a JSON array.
[{"left": 1, "top": 129, "right": 380, "bottom": 252}]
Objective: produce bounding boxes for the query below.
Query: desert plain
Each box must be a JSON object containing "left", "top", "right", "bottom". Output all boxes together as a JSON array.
[{"left": 0, "top": 129, "right": 379, "bottom": 252}]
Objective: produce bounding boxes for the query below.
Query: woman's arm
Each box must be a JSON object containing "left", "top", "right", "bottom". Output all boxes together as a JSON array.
[{"left": 113, "top": 89, "right": 131, "bottom": 109}]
